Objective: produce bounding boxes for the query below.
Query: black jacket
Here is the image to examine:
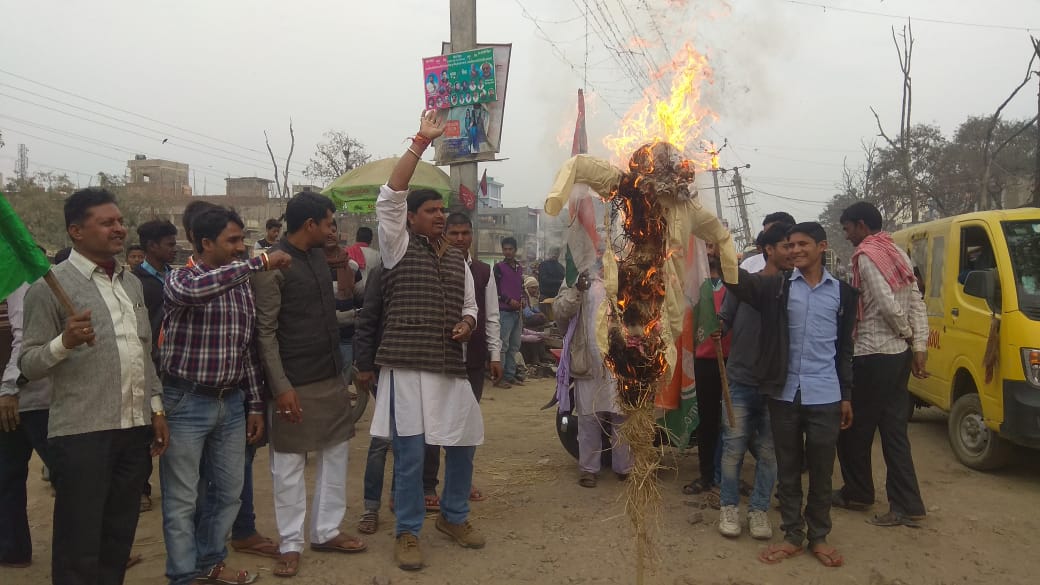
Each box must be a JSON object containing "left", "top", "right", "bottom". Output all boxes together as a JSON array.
[
  {"left": 725, "top": 268, "right": 859, "bottom": 401},
  {"left": 131, "top": 263, "right": 165, "bottom": 369},
  {"left": 354, "top": 266, "right": 384, "bottom": 374}
]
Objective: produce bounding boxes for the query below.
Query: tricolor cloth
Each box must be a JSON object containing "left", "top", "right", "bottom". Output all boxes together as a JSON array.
[{"left": 0, "top": 193, "right": 51, "bottom": 301}]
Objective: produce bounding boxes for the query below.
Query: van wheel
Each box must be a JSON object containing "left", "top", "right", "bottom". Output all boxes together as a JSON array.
[{"left": 948, "top": 393, "right": 1011, "bottom": 470}]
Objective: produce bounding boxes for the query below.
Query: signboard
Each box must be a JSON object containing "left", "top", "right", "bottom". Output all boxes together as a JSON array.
[
  {"left": 423, "top": 47, "right": 498, "bottom": 110},
  {"left": 432, "top": 43, "right": 511, "bottom": 165}
]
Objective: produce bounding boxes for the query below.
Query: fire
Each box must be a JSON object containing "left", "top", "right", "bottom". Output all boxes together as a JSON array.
[{"left": 604, "top": 42, "right": 716, "bottom": 167}]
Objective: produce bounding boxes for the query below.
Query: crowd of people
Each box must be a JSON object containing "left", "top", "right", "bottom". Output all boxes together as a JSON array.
[{"left": 0, "top": 108, "right": 930, "bottom": 584}]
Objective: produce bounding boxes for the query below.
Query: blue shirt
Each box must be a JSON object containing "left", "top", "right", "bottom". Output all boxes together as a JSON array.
[{"left": 781, "top": 268, "right": 842, "bottom": 405}]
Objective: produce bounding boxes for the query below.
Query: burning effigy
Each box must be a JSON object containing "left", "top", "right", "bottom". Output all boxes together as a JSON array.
[{"left": 544, "top": 44, "right": 738, "bottom": 584}]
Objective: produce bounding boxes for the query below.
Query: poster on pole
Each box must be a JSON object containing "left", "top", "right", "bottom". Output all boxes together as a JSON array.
[
  {"left": 422, "top": 47, "right": 498, "bottom": 110},
  {"left": 430, "top": 43, "right": 511, "bottom": 165}
]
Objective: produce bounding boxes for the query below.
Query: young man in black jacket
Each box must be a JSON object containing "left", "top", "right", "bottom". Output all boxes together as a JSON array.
[{"left": 725, "top": 222, "right": 857, "bottom": 568}]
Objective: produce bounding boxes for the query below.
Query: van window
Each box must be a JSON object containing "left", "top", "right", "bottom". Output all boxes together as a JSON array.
[
  {"left": 1002, "top": 220, "right": 1040, "bottom": 320},
  {"left": 929, "top": 236, "right": 945, "bottom": 300},
  {"left": 911, "top": 237, "right": 928, "bottom": 295},
  {"left": 958, "top": 226, "right": 997, "bottom": 284}
]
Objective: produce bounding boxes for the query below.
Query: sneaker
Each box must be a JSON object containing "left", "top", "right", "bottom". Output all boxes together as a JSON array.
[
  {"left": 395, "top": 533, "right": 423, "bottom": 571},
  {"left": 718, "top": 505, "right": 741, "bottom": 537},
  {"left": 435, "top": 515, "right": 486, "bottom": 549},
  {"left": 748, "top": 509, "right": 773, "bottom": 540}
]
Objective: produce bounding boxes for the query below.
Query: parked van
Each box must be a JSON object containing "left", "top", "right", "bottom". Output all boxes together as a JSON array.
[{"left": 892, "top": 209, "right": 1040, "bottom": 470}]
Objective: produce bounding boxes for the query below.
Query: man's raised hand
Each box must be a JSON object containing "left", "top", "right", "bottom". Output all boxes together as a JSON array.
[{"left": 419, "top": 109, "right": 447, "bottom": 141}]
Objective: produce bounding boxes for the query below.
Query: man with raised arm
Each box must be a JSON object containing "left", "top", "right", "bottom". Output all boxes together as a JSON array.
[{"left": 371, "top": 109, "right": 484, "bottom": 571}]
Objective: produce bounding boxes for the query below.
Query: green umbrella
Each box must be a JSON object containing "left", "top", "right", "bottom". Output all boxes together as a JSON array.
[{"left": 321, "top": 157, "right": 454, "bottom": 214}]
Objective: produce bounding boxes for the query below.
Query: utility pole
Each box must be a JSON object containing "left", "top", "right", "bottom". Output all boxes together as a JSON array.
[
  {"left": 729, "top": 165, "right": 753, "bottom": 250},
  {"left": 16, "top": 143, "right": 29, "bottom": 185},
  {"left": 706, "top": 140, "right": 727, "bottom": 218},
  {"left": 449, "top": 0, "right": 481, "bottom": 257}
]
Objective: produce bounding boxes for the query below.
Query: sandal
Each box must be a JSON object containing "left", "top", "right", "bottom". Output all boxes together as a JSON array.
[
  {"left": 681, "top": 477, "right": 712, "bottom": 495},
  {"left": 758, "top": 542, "right": 804, "bottom": 565},
  {"left": 358, "top": 511, "right": 379, "bottom": 535},
  {"left": 469, "top": 486, "right": 486, "bottom": 502},
  {"left": 310, "top": 533, "right": 367, "bottom": 554},
  {"left": 811, "top": 543, "right": 844, "bottom": 567},
  {"left": 230, "top": 533, "right": 281, "bottom": 558},
  {"left": 424, "top": 493, "right": 441, "bottom": 512},
  {"left": 195, "top": 561, "right": 258, "bottom": 584},
  {"left": 868, "top": 511, "right": 921, "bottom": 528},
  {"left": 272, "top": 552, "right": 300, "bottom": 579},
  {"left": 578, "top": 472, "right": 597, "bottom": 488}
]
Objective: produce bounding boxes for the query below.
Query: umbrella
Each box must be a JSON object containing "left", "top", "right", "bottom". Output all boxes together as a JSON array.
[{"left": 321, "top": 157, "right": 454, "bottom": 214}]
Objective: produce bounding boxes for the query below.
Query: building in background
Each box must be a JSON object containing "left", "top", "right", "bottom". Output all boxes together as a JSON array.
[
  {"left": 479, "top": 175, "right": 504, "bottom": 208},
  {"left": 224, "top": 176, "right": 274, "bottom": 199},
  {"left": 126, "top": 155, "right": 191, "bottom": 199}
]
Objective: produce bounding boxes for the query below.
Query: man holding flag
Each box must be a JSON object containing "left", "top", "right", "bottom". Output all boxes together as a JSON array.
[{"left": 14, "top": 188, "right": 169, "bottom": 585}]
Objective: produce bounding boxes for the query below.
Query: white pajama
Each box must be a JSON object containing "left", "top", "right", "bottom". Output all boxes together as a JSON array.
[{"left": 269, "top": 439, "right": 349, "bottom": 553}]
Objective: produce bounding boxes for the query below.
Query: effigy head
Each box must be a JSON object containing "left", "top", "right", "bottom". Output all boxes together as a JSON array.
[{"left": 626, "top": 142, "right": 697, "bottom": 202}]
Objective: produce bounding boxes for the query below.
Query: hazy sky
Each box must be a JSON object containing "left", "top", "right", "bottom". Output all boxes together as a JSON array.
[{"left": 1, "top": 0, "right": 1038, "bottom": 230}]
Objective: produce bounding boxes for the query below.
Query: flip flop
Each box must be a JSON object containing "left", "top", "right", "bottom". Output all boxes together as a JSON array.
[
  {"left": 358, "top": 511, "right": 379, "bottom": 535},
  {"left": 868, "top": 511, "right": 921, "bottom": 528},
  {"left": 196, "top": 561, "right": 258, "bottom": 584},
  {"left": 231, "top": 534, "right": 281, "bottom": 558},
  {"left": 272, "top": 552, "right": 300, "bottom": 579},
  {"left": 425, "top": 493, "right": 441, "bottom": 512},
  {"left": 811, "top": 544, "right": 844, "bottom": 568},
  {"left": 469, "top": 486, "right": 486, "bottom": 502},
  {"left": 758, "top": 543, "right": 804, "bottom": 565},
  {"left": 310, "top": 533, "right": 367, "bottom": 554}
]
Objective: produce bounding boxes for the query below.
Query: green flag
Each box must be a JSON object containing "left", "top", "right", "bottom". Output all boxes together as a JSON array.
[
  {"left": 692, "top": 277, "right": 721, "bottom": 346},
  {"left": 0, "top": 193, "right": 51, "bottom": 301}
]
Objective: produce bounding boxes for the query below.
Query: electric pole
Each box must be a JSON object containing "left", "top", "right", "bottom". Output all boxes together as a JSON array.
[
  {"left": 706, "top": 140, "right": 727, "bottom": 218},
  {"left": 730, "top": 165, "right": 753, "bottom": 250},
  {"left": 16, "top": 143, "right": 29, "bottom": 185},
  {"left": 449, "top": 0, "right": 481, "bottom": 256}
]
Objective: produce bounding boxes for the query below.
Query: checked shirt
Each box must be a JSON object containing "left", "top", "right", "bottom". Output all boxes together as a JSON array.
[{"left": 160, "top": 256, "right": 267, "bottom": 414}]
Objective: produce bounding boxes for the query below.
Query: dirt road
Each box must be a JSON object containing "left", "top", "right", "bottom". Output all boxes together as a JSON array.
[{"left": 9, "top": 377, "right": 1040, "bottom": 585}]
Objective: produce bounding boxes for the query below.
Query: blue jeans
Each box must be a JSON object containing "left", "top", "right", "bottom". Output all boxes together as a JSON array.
[
  {"left": 500, "top": 310, "right": 522, "bottom": 381},
  {"left": 389, "top": 374, "right": 475, "bottom": 536},
  {"left": 720, "top": 382, "right": 776, "bottom": 512},
  {"left": 340, "top": 340, "right": 354, "bottom": 387},
  {"left": 160, "top": 387, "right": 246, "bottom": 585},
  {"left": 198, "top": 442, "right": 258, "bottom": 542}
]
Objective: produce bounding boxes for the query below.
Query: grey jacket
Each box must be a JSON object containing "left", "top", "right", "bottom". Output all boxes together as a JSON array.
[{"left": 19, "top": 259, "right": 161, "bottom": 437}]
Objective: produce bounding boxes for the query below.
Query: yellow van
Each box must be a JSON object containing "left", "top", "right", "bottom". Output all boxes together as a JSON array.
[{"left": 893, "top": 209, "right": 1040, "bottom": 470}]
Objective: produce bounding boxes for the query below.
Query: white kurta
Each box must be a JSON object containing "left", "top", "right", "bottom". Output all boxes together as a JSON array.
[
  {"left": 555, "top": 281, "right": 621, "bottom": 417},
  {"left": 369, "top": 184, "right": 484, "bottom": 446}
]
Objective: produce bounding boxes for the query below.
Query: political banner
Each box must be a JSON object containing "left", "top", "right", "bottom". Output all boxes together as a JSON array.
[
  {"left": 423, "top": 47, "right": 497, "bottom": 110},
  {"left": 432, "top": 43, "right": 511, "bottom": 165}
]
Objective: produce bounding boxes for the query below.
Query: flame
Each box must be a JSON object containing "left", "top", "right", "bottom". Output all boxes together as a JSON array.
[{"left": 604, "top": 42, "right": 716, "bottom": 166}]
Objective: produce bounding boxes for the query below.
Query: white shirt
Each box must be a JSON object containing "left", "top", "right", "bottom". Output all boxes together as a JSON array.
[
  {"left": 476, "top": 258, "right": 503, "bottom": 363},
  {"left": 854, "top": 252, "right": 929, "bottom": 356},
  {"left": 740, "top": 253, "right": 766, "bottom": 273},
  {"left": 370, "top": 184, "right": 484, "bottom": 445},
  {"left": 48, "top": 249, "right": 160, "bottom": 427}
]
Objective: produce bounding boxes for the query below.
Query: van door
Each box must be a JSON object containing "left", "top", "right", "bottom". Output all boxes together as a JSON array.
[
  {"left": 946, "top": 221, "right": 1002, "bottom": 414},
  {"left": 919, "top": 231, "right": 951, "bottom": 407}
]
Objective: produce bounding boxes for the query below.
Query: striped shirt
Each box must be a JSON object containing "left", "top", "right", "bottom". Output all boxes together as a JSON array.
[
  {"left": 854, "top": 253, "right": 929, "bottom": 356},
  {"left": 160, "top": 256, "right": 267, "bottom": 414}
]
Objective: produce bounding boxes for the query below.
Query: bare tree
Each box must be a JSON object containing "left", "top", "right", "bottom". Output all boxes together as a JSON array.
[
  {"left": 871, "top": 21, "right": 917, "bottom": 222},
  {"left": 304, "top": 131, "right": 372, "bottom": 186},
  {"left": 980, "top": 44, "right": 1039, "bottom": 210},
  {"left": 264, "top": 120, "right": 296, "bottom": 198},
  {"left": 1033, "top": 36, "right": 1040, "bottom": 208}
]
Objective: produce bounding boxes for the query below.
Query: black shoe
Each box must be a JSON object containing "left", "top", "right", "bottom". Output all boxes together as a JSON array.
[{"left": 831, "top": 489, "right": 872, "bottom": 511}]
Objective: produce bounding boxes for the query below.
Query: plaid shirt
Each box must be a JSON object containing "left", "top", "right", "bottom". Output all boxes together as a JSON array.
[{"left": 160, "top": 256, "right": 267, "bottom": 414}]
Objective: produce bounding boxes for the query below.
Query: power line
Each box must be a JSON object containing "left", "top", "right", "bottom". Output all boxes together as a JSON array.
[
  {"left": 639, "top": 0, "right": 673, "bottom": 58},
  {"left": 512, "top": 0, "right": 625, "bottom": 118},
  {"left": 0, "top": 67, "right": 287, "bottom": 161},
  {"left": 778, "top": 0, "right": 1039, "bottom": 33},
  {"left": 0, "top": 91, "right": 292, "bottom": 178},
  {"left": 744, "top": 182, "right": 830, "bottom": 205}
]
